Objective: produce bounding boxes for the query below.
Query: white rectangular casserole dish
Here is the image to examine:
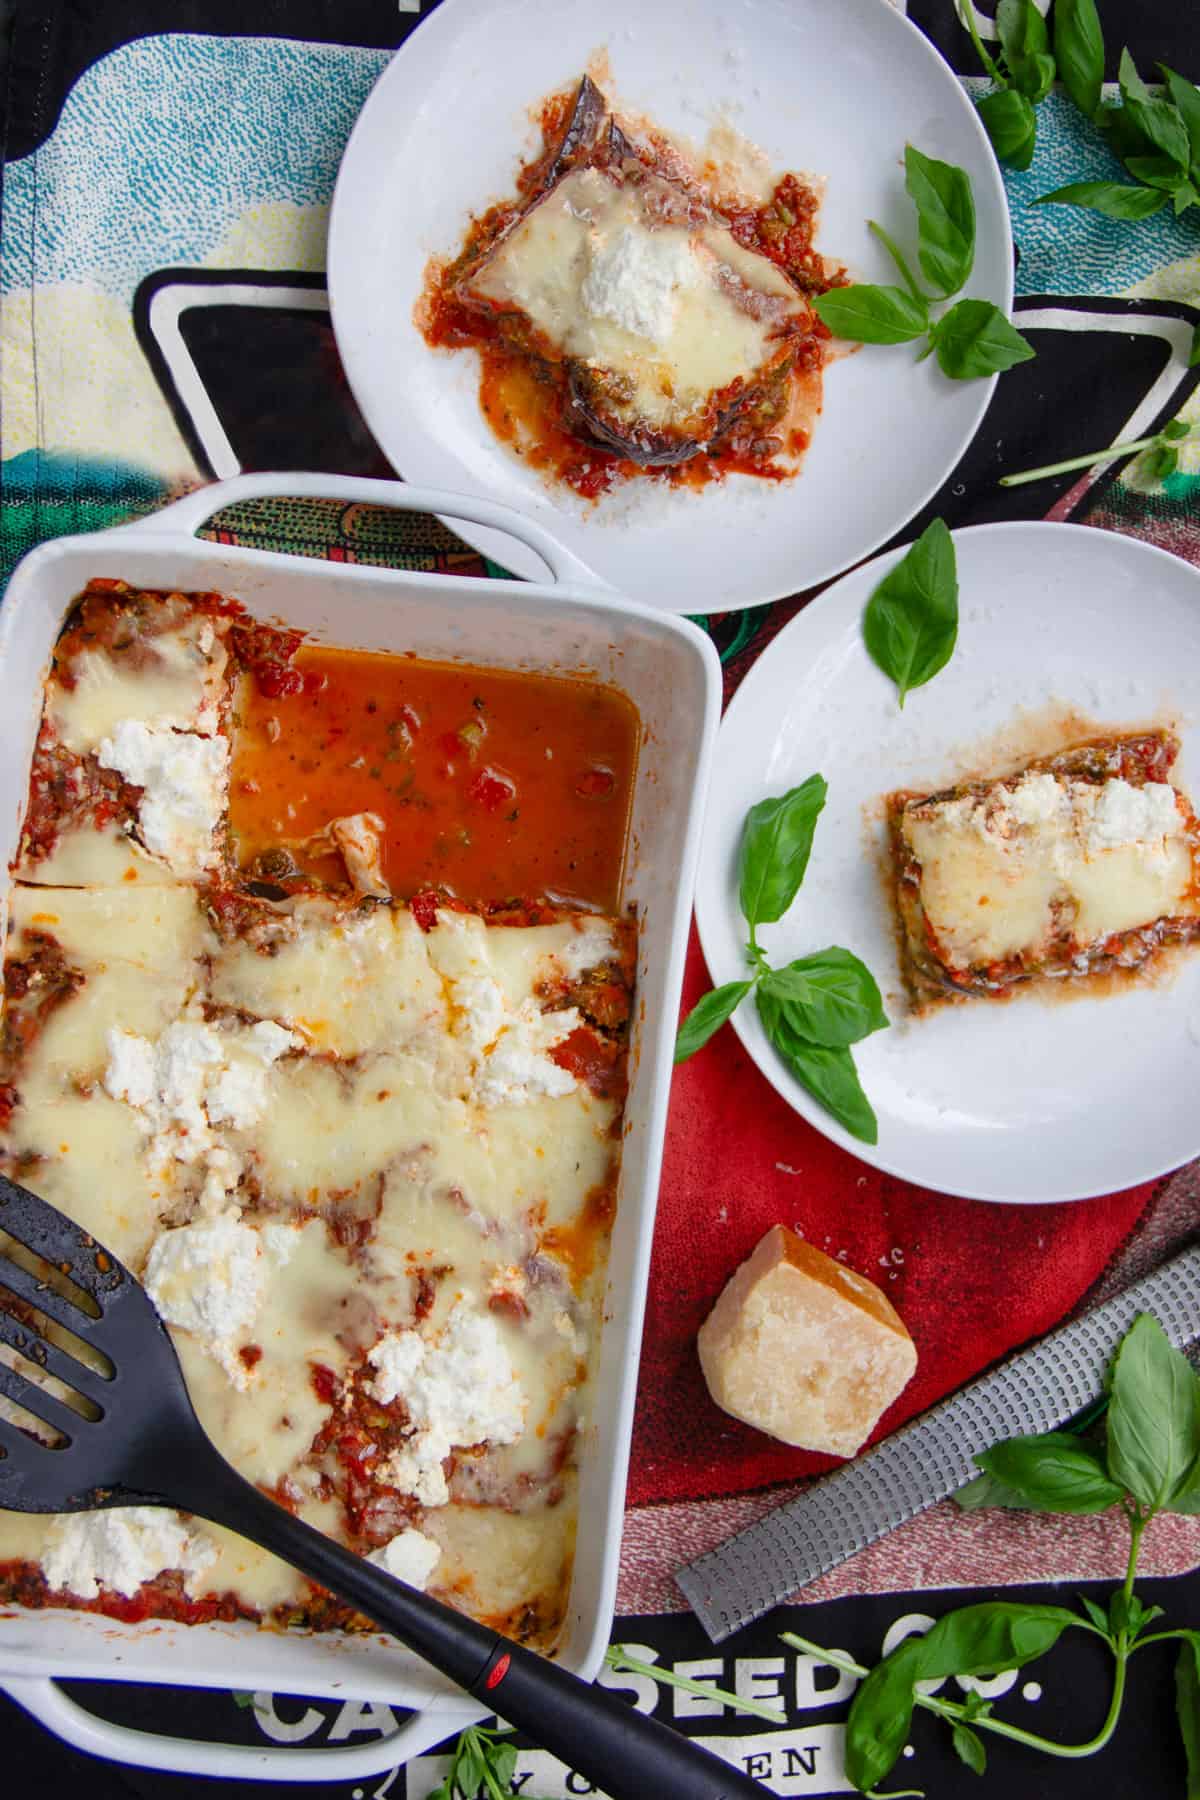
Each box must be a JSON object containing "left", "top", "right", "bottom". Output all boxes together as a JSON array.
[{"left": 0, "top": 472, "right": 720, "bottom": 1780}]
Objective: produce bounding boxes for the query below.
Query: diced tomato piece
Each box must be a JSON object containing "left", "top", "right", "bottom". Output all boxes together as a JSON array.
[
  {"left": 575, "top": 766, "right": 614, "bottom": 799},
  {"left": 468, "top": 767, "right": 516, "bottom": 811}
]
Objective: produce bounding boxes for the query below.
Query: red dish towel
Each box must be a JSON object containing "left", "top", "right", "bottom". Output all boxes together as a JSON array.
[{"left": 629, "top": 926, "right": 1153, "bottom": 1508}]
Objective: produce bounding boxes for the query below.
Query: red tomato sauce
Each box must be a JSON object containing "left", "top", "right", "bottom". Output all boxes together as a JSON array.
[{"left": 230, "top": 646, "right": 639, "bottom": 913}]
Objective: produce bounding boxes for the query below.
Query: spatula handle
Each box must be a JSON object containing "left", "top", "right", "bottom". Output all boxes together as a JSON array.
[{"left": 192, "top": 1459, "right": 768, "bottom": 1800}]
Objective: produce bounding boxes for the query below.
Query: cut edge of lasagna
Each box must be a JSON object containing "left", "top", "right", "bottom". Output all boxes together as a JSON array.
[{"left": 888, "top": 730, "right": 1200, "bottom": 1004}]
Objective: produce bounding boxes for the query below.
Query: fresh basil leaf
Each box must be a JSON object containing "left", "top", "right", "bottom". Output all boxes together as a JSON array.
[
  {"left": 811, "top": 283, "right": 930, "bottom": 344},
  {"left": 1079, "top": 1595, "right": 1111, "bottom": 1634},
  {"left": 959, "top": 1690, "right": 994, "bottom": 1723},
  {"left": 1107, "top": 1313, "right": 1200, "bottom": 1512},
  {"left": 1010, "top": 51, "right": 1056, "bottom": 104},
  {"left": 845, "top": 1603, "right": 1078, "bottom": 1792},
  {"left": 863, "top": 516, "right": 958, "bottom": 706},
  {"left": 954, "top": 1468, "right": 1032, "bottom": 1511},
  {"left": 915, "top": 1602, "right": 1082, "bottom": 1680},
  {"left": 929, "top": 298, "right": 1036, "bottom": 379},
  {"left": 1163, "top": 419, "right": 1192, "bottom": 441},
  {"left": 1174, "top": 180, "right": 1200, "bottom": 215},
  {"left": 674, "top": 979, "right": 753, "bottom": 1063},
  {"left": 1053, "top": 0, "right": 1105, "bottom": 120},
  {"left": 1117, "top": 53, "right": 1191, "bottom": 172},
  {"left": 952, "top": 1723, "right": 988, "bottom": 1775},
  {"left": 1162, "top": 65, "right": 1200, "bottom": 173},
  {"left": 454, "top": 1734, "right": 487, "bottom": 1791},
  {"left": 738, "top": 774, "right": 828, "bottom": 927},
  {"left": 760, "top": 947, "right": 888, "bottom": 1048},
  {"left": 904, "top": 144, "right": 976, "bottom": 297},
  {"left": 1176, "top": 1633, "right": 1200, "bottom": 1800},
  {"left": 1109, "top": 1592, "right": 1164, "bottom": 1639},
  {"left": 491, "top": 1740, "right": 518, "bottom": 1786},
  {"left": 843, "top": 1635, "right": 926, "bottom": 1792},
  {"left": 1125, "top": 151, "right": 1193, "bottom": 189},
  {"left": 995, "top": 3, "right": 1054, "bottom": 103},
  {"left": 974, "top": 1432, "right": 1126, "bottom": 1515},
  {"left": 1123, "top": 100, "right": 1191, "bottom": 173},
  {"left": 1145, "top": 445, "right": 1180, "bottom": 481},
  {"left": 1036, "top": 179, "right": 1169, "bottom": 219},
  {"left": 427, "top": 1781, "right": 453, "bottom": 1800},
  {"left": 977, "top": 88, "right": 1038, "bottom": 169},
  {"left": 1100, "top": 97, "right": 1158, "bottom": 163},
  {"left": 997, "top": 0, "right": 1049, "bottom": 67},
  {"left": 757, "top": 990, "right": 878, "bottom": 1144},
  {"left": 1117, "top": 45, "right": 1153, "bottom": 107}
]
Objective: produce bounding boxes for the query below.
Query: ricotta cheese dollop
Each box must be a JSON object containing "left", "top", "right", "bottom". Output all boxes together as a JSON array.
[
  {"left": 104, "top": 1015, "right": 298, "bottom": 1206},
  {"left": 96, "top": 720, "right": 229, "bottom": 876},
  {"left": 143, "top": 1210, "right": 269, "bottom": 1389},
  {"left": 366, "top": 1526, "right": 442, "bottom": 1590},
  {"left": 42, "top": 1505, "right": 217, "bottom": 1600},
  {"left": 368, "top": 1304, "right": 527, "bottom": 1508},
  {"left": 450, "top": 974, "right": 582, "bottom": 1108}
]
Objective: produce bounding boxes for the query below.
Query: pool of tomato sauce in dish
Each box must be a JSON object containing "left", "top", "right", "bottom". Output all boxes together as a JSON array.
[{"left": 229, "top": 641, "right": 639, "bottom": 912}]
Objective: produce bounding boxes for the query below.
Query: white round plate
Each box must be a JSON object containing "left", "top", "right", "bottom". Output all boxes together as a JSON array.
[
  {"left": 694, "top": 523, "right": 1200, "bottom": 1203},
  {"left": 329, "top": 0, "right": 1012, "bottom": 614}
]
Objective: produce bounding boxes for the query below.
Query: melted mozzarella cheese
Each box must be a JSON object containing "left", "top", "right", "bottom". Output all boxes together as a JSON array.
[
  {"left": 903, "top": 773, "right": 1197, "bottom": 968},
  {"left": 1, "top": 884, "right": 620, "bottom": 1634},
  {"left": 209, "top": 899, "right": 447, "bottom": 1058},
  {"left": 46, "top": 614, "right": 228, "bottom": 754}
]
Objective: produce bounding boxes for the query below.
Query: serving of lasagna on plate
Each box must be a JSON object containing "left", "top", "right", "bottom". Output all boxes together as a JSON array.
[
  {"left": 418, "top": 74, "right": 846, "bottom": 501},
  {"left": 889, "top": 730, "right": 1200, "bottom": 1005},
  {"left": 0, "top": 578, "right": 638, "bottom": 1647}
]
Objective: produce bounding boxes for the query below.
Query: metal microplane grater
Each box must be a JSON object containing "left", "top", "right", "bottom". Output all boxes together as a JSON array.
[{"left": 676, "top": 1243, "right": 1200, "bottom": 1643}]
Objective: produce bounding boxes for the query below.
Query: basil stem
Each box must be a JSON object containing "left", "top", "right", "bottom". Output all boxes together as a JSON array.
[{"left": 999, "top": 424, "right": 1197, "bottom": 486}]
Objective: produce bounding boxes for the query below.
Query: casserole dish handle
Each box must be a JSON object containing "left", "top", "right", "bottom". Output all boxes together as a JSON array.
[
  {"left": 1, "top": 1673, "right": 484, "bottom": 1781},
  {"left": 113, "top": 471, "right": 612, "bottom": 591}
]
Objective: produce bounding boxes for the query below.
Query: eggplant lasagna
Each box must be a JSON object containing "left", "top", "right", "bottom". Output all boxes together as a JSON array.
[
  {"left": 420, "top": 75, "right": 846, "bottom": 499},
  {"left": 889, "top": 731, "right": 1200, "bottom": 1003},
  {"left": 0, "top": 580, "right": 636, "bottom": 1644}
]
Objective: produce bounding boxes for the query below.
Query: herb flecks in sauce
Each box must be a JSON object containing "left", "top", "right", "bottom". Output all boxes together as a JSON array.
[{"left": 230, "top": 646, "right": 638, "bottom": 912}]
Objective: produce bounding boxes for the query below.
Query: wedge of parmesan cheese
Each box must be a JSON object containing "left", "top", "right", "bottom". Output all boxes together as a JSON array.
[{"left": 697, "top": 1225, "right": 917, "bottom": 1457}]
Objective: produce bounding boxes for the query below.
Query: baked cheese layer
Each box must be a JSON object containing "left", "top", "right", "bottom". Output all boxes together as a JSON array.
[
  {"left": 901, "top": 769, "right": 1197, "bottom": 973},
  {"left": 465, "top": 166, "right": 806, "bottom": 431}
]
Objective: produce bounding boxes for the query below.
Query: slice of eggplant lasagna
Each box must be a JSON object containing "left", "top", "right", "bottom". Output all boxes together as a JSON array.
[
  {"left": 421, "top": 76, "right": 845, "bottom": 496},
  {"left": 889, "top": 731, "right": 1200, "bottom": 1002}
]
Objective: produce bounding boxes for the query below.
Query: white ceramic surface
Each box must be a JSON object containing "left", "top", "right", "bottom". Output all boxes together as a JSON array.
[
  {"left": 328, "top": 0, "right": 1013, "bottom": 614},
  {"left": 694, "top": 521, "right": 1200, "bottom": 1204},
  {"left": 0, "top": 473, "right": 721, "bottom": 1778}
]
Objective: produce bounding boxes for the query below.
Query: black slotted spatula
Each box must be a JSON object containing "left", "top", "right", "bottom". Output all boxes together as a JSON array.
[{"left": 0, "top": 1173, "right": 769, "bottom": 1799}]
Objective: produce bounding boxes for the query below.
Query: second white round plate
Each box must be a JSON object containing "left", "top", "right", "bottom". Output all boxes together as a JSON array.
[
  {"left": 329, "top": 0, "right": 1012, "bottom": 614},
  {"left": 694, "top": 522, "right": 1200, "bottom": 1203}
]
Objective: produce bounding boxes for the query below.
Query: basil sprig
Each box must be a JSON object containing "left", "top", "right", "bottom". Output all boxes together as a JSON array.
[
  {"left": 429, "top": 1723, "right": 552, "bottom": 1800},
  {"left": 961, "top": 0, "right": 1103, "bottom": 168},
  {"left": 812, "top": 144, "right": 1034, "bottom": 381},
  {"left": 862, "top": 517, "right": 959, "bottom": 706},
  {"left": 961, "top": 1, "right": 1200, "bottom": 221},
  {"left": 774, "top": 1311, "right": 1200, "bottom": 1794},
  {"left": 999, "top": 415, "right": 1194, "bottom": 488},
  {"left": 674, "top": 776, "right": 886, "bottom": 1145}
]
